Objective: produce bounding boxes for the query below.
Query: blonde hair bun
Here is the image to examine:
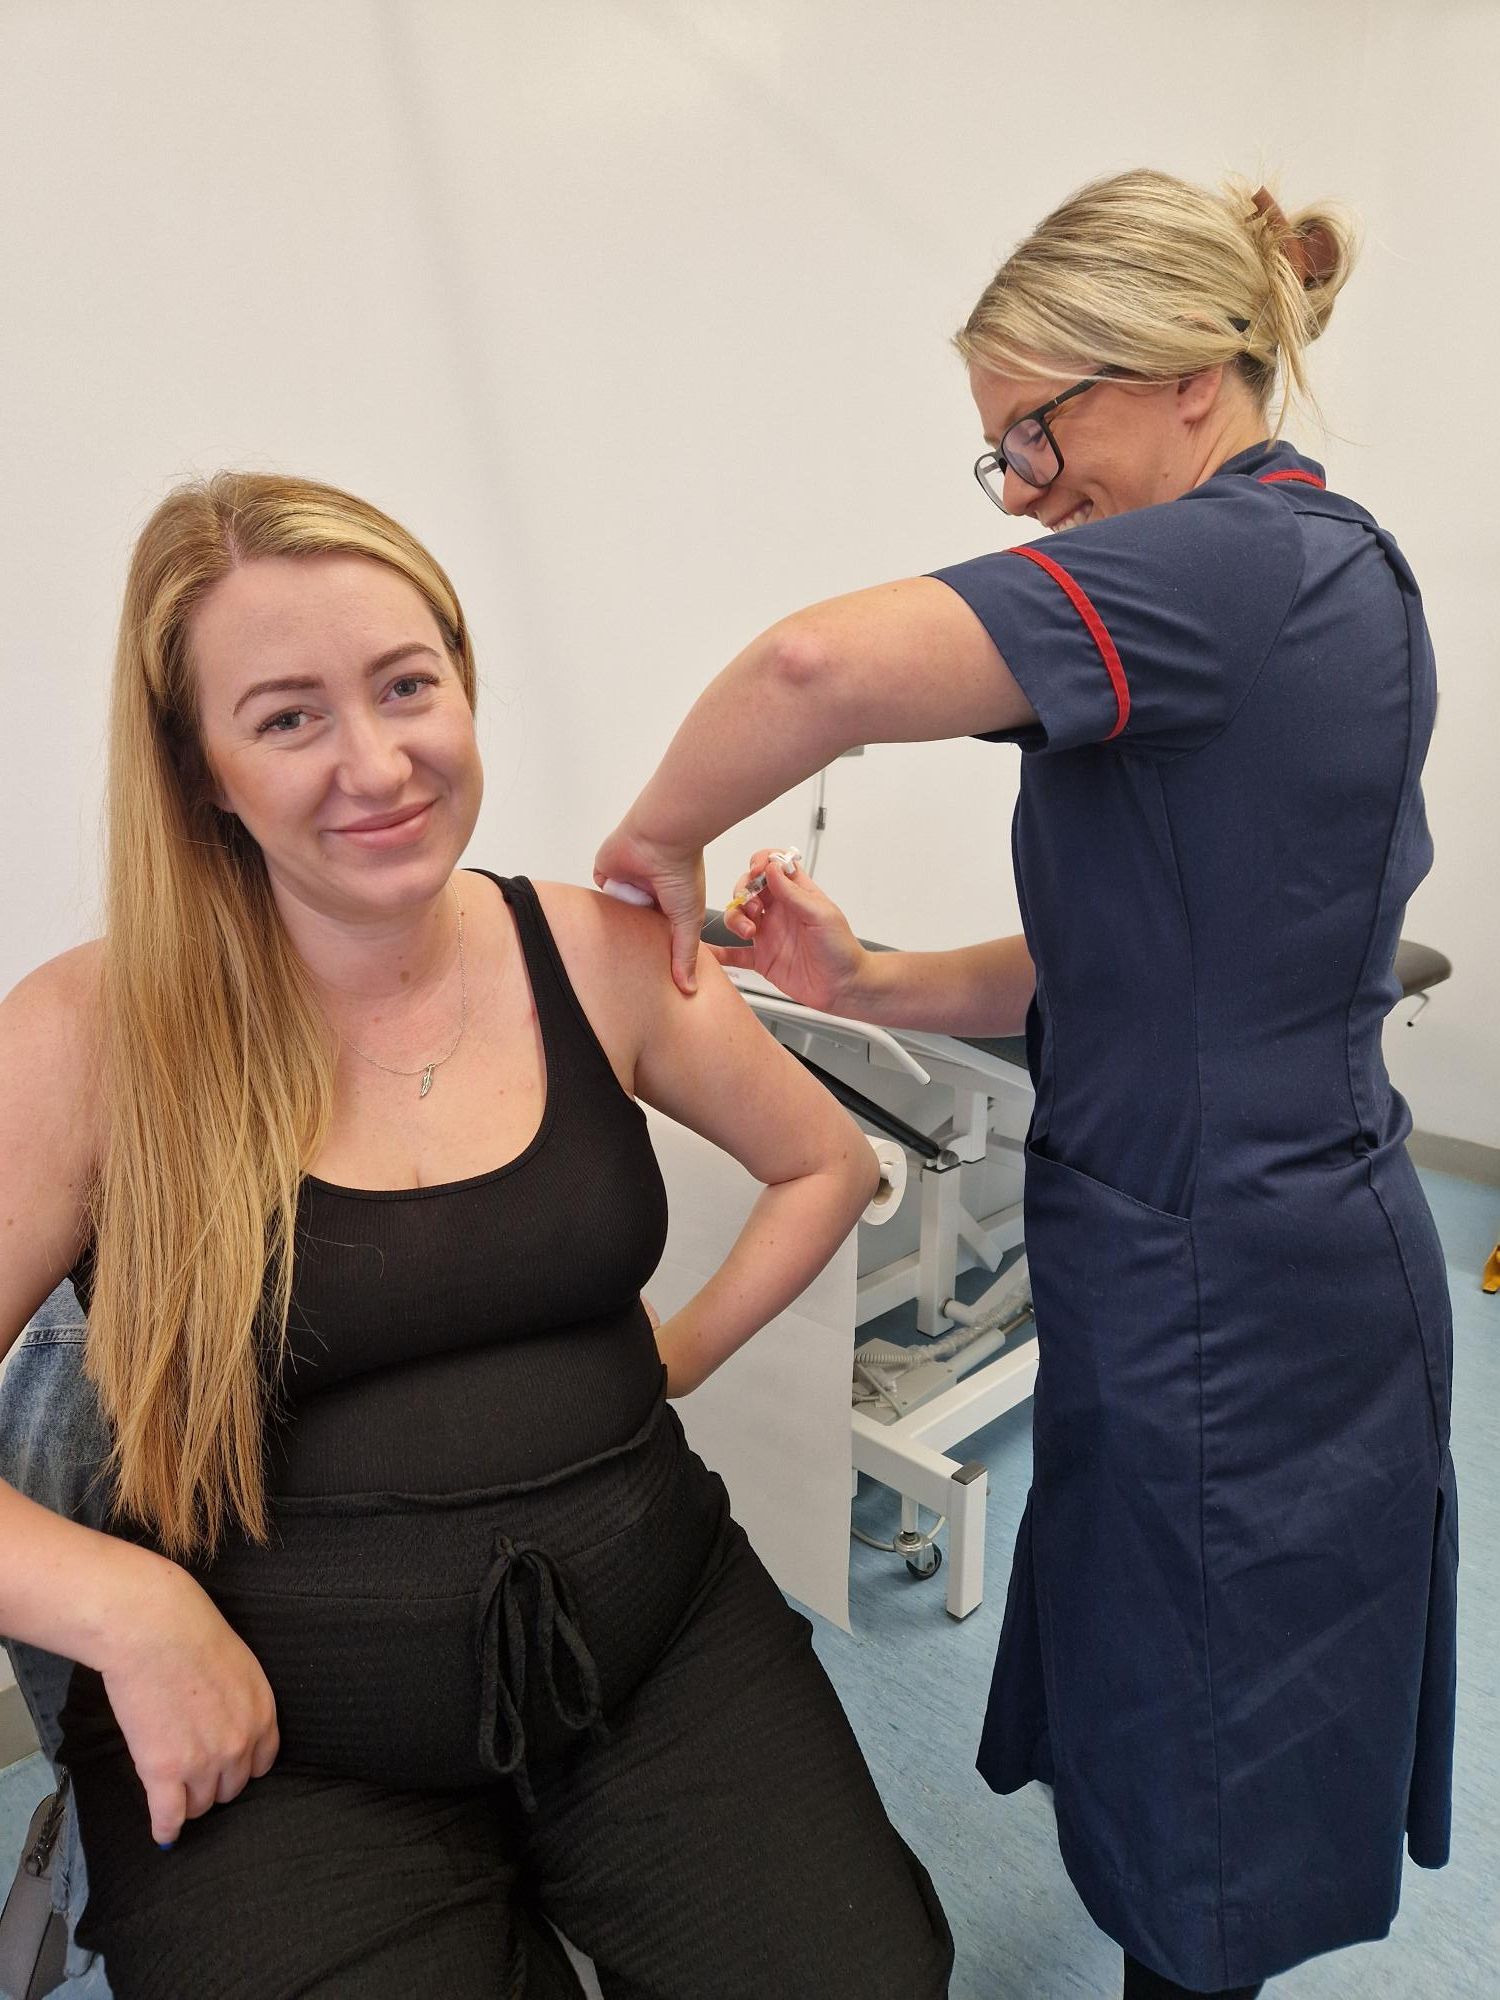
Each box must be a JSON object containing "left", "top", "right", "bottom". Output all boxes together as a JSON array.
[{"left": 956, "top": 167, "right": 1360, "bottom": 426}]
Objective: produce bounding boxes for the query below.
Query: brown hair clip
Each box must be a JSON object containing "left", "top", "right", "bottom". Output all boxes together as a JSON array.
[{"left": 1249, "top": 185, "right": 1339, "bottom": 288}]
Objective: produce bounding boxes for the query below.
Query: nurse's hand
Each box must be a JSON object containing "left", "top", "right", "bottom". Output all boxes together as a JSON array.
[
  {"left": 101, "top": 1557, "right": 280, "bottom": 1848},
  {"left": 710, "top": 851, "right": 869, "bottom": 1016},
  {"left": 593, "top": 824, "right": 706, "bottom": 997}
]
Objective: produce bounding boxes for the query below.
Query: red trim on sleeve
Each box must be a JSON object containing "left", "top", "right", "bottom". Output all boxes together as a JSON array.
[
  {"left": 1258, "top": 470, "right": 1326, "bottom": 488},
  {"left": 1006, "top": 546, "right": 1130, "bottom": 740}
]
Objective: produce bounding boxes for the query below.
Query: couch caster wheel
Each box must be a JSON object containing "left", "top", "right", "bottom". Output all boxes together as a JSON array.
[{"left": 897, "top": 1535, "right": 942, "bottom": 1581}]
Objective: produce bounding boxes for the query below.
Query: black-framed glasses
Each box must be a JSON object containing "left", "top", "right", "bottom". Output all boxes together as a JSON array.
[{"left": 972, "top": 374, "right": 1108, "bottom": 509}]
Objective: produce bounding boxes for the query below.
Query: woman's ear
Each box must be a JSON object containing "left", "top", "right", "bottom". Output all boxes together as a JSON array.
[{"left": 173, "top": 731, "right": 235, "bottom": 821}]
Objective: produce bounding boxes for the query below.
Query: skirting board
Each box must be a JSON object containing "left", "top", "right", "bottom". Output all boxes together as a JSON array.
[
  {"left": 0, "top": 1678, "right": 40, "bottom": 1768},
  {"left": 1409, "top": 1130, "right": 1500, "bottom": 1188}
]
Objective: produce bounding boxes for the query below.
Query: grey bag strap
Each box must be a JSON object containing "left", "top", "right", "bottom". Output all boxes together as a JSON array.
[{"left": 0, "top": 1775, "right": 71, "bottom": 2000}]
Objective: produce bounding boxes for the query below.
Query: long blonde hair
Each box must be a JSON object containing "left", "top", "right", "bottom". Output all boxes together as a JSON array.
[
  {"left": 956, "top": 169, "right": 1358, "bottom": 427},
  {"left": 89, "top": 473, "right": 477, "bottom": 1556}
]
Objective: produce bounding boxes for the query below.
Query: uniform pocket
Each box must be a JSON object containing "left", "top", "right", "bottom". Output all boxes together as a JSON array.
[
  {"left": 1023, "top": 1143, "right": 1200, "bottom": 1476},
  {"left": 1020, "top": 1145, "right": 1221, "bottom": 1889}
]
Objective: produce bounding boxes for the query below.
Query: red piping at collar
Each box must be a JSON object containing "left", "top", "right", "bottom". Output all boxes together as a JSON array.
[
  {"left": 1007, "top": 546, "right": 1130, "bottom": 740},
  {"left": 1258, "top": 469, "right": 1326, "bottom": 488}
]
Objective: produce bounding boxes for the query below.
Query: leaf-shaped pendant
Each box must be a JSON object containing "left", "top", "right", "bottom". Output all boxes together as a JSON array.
[{"left": 419, "top": 1064, "right": 435, "bottom": 1099}]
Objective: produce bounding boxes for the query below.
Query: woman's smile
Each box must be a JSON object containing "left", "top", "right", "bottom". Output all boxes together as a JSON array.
[{"left": 328, "top": 800, "right": 436, "bottom": 847}]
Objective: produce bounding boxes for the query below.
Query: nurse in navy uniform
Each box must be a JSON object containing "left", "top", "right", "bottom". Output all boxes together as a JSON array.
[{"left": 595, "top": 169, "right": 1456, "bottom": 1999}]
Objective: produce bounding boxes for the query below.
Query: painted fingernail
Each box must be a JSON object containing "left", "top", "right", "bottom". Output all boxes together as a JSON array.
[{"left": 157, "top": 1840, "right": 175, "bottom": 1852}]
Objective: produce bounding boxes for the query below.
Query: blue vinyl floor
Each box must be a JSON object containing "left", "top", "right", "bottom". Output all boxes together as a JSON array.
[{"left": 3, "top": 1168, "right": 1496, "bottom": 1997}]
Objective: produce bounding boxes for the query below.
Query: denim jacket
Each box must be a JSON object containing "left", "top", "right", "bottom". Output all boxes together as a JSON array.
[{"left": 1, "top": 1282, "right": 113, "bottom": 1995}]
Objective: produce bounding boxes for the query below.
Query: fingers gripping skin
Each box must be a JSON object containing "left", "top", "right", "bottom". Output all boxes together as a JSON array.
[
  {"left": 710, "top": 853, "right": 870, "bottom": 1017},
  {"left": 102, "top": 1564, "right": 280, "bottom": 1846},
  {"left": 593, "top": 827, "right": 706, "bottom": 996}
]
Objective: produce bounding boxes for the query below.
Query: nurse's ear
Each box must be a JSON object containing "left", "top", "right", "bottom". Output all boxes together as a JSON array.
[{"left": 1175, "top": 364, "right": 1227, "bottom": 424}]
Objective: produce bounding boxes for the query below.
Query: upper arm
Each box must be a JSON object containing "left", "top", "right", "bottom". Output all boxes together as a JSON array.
[
  {"left": 930, "top": 486, "right": 1303, "bottom": 756},
  {"left": 782, "top": 575, "right": 1039, "bottom": 744},
  {"left": 635, "top": 948, "right": 871, "bottom": 1186},
  {"left": 534, "top": 882, "right": 866, "bottom": 1187},
  {"left": 0, "top": 946, "right": 103, "bottom": 1362}
]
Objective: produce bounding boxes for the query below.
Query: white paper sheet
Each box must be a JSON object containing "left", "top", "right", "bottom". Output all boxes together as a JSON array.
[{"left": 644, "top": 1109, "right": 854, "bottom": 1631}]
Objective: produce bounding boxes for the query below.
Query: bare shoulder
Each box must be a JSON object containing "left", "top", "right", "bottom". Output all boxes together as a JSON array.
[
  {"left": 0, "top": 940, "right": 107, "bottom": 1152},
  {"left": 2, "top": 939, "right": 105, "bottom": 1048},
  {"left": 0, "top": 943, "right": 105, "bottom": 1337},
  {"left": 526, "top": 881, "right": 686, "bottom": 1077},
  {"left": 529, "top": 881, "right": 674, "bottom": 972}
]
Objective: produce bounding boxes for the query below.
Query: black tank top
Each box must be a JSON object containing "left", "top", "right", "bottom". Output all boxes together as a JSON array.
[{"left": 78, "top": 874, "right": 672, "bottom": 1499}]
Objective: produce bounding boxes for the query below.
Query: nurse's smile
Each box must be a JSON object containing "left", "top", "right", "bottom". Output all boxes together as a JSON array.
[{"left": 968, "top": 358, "right": 1266, "bottom": 528}]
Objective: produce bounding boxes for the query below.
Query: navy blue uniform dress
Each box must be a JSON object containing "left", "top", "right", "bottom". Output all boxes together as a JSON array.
[{"left": 931, "top": 440, "right": 1457, "bottom": 1991}]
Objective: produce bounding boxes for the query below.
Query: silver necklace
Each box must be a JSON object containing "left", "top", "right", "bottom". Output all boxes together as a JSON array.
[{"left": 341, "top": 885, "right": 466, "bottom": 1099}]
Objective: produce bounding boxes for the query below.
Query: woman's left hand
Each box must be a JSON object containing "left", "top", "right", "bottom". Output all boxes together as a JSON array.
[
  {"left": 593, "top": 824, "right": 705, "bottom": 997},
  {"left": 644, "top": 1297, "right": 701, "bottom": 1398}
]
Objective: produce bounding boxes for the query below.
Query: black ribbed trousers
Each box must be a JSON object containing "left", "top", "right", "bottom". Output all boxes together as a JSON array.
[{"left": 60, "top": 1401, "right": 952, "bottom": 1999}]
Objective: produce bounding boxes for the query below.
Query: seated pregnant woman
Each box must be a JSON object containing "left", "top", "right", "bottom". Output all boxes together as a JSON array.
[{"left": 0, "top": 473, "right": 952, "bottom": 2000}]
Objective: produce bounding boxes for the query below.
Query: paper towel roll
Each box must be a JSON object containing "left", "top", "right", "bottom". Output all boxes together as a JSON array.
[{"left": 862, "top": 1138, "right": 907, "bottom": 1224}]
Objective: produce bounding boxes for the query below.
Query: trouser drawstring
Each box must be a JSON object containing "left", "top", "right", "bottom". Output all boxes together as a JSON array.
[{"left": 475, "top": 1533, "right": 606, "bottom": 1812}]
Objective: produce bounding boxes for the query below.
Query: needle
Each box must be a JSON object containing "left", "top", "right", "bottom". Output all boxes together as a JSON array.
[{"left": 725, "top": 847, "right": 801, "bottom": 918}]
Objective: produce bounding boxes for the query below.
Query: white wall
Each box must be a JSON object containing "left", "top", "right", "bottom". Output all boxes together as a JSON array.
[{"left": 1, "top": 0, "right": 1495, "bottom": 1144}]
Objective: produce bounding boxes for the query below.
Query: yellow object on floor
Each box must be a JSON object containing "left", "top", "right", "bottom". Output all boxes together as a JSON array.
[{"left": 1484, "top": 1244, "right": 1500, "bottom": 1294}]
